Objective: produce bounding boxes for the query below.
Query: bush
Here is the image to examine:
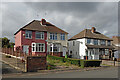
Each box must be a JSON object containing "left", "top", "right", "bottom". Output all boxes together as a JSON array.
[
  {"left": 5, "top": 55, "right": 11, "bottom": 58},
  {"left": 83, "top": 60, "right": 102, "bottom": 67},
  {"left": 47, "top": 55, "right": 101, "bottom": 67}
]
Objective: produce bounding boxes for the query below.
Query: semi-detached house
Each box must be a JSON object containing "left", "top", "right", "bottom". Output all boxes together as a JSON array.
[
  {"left": 68, "top": 27, "right": 114, "bottom": 60},
  {"left": 14, "top": 19, "right": 68, "bottom": 57}
]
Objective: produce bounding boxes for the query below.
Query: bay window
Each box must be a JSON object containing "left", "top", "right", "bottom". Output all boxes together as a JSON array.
[{"left": 32, "top": 43, "right": 45, "bottom": 52}]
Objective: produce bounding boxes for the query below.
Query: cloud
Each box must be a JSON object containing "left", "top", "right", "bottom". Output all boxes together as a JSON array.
[{"left": 1, "top": 2, "right": 118, "bottom": 42}]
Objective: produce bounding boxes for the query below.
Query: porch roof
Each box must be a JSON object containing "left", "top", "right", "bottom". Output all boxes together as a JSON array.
[{"left": 86, "top": 45, "right": 114, "bottom": 49}]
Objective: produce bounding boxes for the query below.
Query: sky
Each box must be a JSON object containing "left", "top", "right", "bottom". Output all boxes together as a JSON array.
[{"left": 1, "top": 1, "right": 118, "bottom": 42}]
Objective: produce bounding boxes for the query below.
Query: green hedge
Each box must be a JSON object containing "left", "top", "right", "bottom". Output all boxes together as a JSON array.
[
  {"left": 83, "top": 60, "right": 102, "bottom": 67},
  {"left": 47, "top": 55, "right": 101, "bottom": 67}
]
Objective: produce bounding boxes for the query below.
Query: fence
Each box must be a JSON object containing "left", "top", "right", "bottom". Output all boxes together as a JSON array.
[{"left": 2, "top": 48, "right": 47, "bottom": 72}]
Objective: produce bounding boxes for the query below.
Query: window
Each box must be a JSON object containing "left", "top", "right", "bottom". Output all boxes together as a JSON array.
[
  {"left": 50, "top": 33, "right": 57, "bottom": 40},
  {"left": 32, "top": 43, "right": 45, "bottom": 52},
  {"left": 94, "top": 39, "right": 98, "bottom": 45},
  {"left": 36, "top": 32, "right": 44, "bottom": 39},
  {"left": 32, "top": 43, "right": 36, "bottom": 52},
  {"left": 87, "top": 39, "right": 91, "bottom": 44},
  {"left": 25, "top": 31, "right": 32, "bottom": 39},
  {"left": 73, "top": 41, "right": 75, "bottom": 46},
  {"left": 107, "top": 40, "right": 111, "bottom": 46},
  {"left": 60, "top": 33, "right": 65, "bottom": 40},
  {"left": 101, "top": 40, "right": 106, "bottom": 45},
  {"left": 50, "top": 44, "right": 59, "bottom": 52}
]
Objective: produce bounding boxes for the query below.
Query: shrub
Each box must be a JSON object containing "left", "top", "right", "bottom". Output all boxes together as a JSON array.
[
  {"left": 5, "top": 55, "right": 11, "bottom": 58},
  {"left": 83, "top": 60, "right": 102, "bottom": 67}
]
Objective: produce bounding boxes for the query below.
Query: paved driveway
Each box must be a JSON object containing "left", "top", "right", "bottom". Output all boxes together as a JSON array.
[{"left": 2, "top": 61, "right": 22, "bottom": 74}]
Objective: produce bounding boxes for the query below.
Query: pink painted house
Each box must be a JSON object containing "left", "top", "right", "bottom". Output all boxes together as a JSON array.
[{"left": 14, "top": 19, "right": 68, "bottom": 56}]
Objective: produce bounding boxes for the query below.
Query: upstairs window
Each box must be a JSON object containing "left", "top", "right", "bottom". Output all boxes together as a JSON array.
[
  {"left": 101, "top": 40, "right": 106, "bottom": 45},
  {"left": 50, "top": 33, "right": 57, "bottom": 40},
  {"left": 36, "top": 32, "right": 44, "bottom": 39},
  {"left": 60, "top": 33, "right": 65, "bottom": 40},
  {"left": 87, "top": 39, "right": 91, "bottom": 44},
  {"left": 25, "top": 31, "right": 32, "bottom": 39},
  {"left": 94, "top": 39, "right": 98, "bottom": 45},
  {"left": 107, "top": 40, "right": 111, "bottom": 46}
]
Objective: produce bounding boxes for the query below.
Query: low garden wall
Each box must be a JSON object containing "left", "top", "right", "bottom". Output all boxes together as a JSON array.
[
  {"left": 26, "top": 56, "right": 46, "bottom": 72},
  {"left": 47, "top": 55, "right": 102, "bottom": 68}
]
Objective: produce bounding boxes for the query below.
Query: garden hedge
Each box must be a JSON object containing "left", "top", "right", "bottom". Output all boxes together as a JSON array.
[{"left": 47, "top": 55, "right": 101, "bottom": 67}]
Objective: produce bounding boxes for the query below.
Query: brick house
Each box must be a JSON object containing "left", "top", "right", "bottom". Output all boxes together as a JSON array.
[
  {"left": 68, "top": 27, "right": 114, "bottom": 60},
  {"left": 14, "top": 19, "right": 68, "bottom": 56}
]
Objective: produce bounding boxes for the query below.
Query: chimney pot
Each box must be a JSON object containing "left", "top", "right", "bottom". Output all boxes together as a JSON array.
[
  {"left": 91, "top": 27, "right": 96, "bottom": 33},
  {"left": 41, "top": 19, "right": 46, "bottom": 25}
]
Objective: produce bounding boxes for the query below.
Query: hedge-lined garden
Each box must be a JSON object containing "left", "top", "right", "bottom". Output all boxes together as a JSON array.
[{"left": 47, "top": 55, "right": 102, "bottom": 68}]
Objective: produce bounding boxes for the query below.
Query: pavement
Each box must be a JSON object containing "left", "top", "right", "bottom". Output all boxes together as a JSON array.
[{"left": 2, "top": 65, "right": 119, "bottom": 78}]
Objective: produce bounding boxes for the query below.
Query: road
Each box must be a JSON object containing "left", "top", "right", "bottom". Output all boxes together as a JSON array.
[{"left": 3, "top": 66, "right": 119, "bottom": 78}]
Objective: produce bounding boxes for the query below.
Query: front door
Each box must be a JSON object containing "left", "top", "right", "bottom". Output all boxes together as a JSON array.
[
  {"left": 23, "top": 45, "right": 29, "bottom": 54},
  {"left": 63, "top": 47, "right": 67, "bottom": 56}
]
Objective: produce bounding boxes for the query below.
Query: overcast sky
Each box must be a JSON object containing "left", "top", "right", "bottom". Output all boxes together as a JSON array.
[{"left": 1, "top": 2, "right": 118, "bottom": 42}]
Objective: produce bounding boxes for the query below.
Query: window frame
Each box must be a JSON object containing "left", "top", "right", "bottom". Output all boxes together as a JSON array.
[
  {"left": 35, "top": 32, "right": 44, "bottom": 40},
  {"left": 32, "top": 43, "right": 45, "bottom": 52},
  {"left": 25, "top": 30, "right": 32, "bottom": 39},
  {"left": 94, "top": 39, "right": 98, "bottom": 45},
  {"left": 100, "top": 40, "right": 106, "bottom": 45},
  {"left": 50, "top": 33, "right": 57, "bottom": 40},
  {"left": 87, "top": 38, "right": 91, "bottom": 44},
  {"left": 60, "top": 33, "right": 65, "bottom": 40},
  {"left": 107, "top": 40, "right": 111, "bottom": 46}
]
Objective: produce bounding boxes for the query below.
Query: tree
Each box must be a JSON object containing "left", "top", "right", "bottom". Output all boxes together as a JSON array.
[{"left": 1, "top": 37, "right": 14, "bottom": 48}]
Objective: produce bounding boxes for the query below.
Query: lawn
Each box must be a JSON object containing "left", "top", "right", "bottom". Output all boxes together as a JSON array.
[{"left": 47, "top": 56, "right": 80, "bottom": 70}]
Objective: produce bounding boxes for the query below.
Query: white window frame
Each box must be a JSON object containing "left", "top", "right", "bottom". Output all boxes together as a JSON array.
[
  {"left": 100, "top": 40, "right": 106, "bottom": 45},
  {"left": 107, "top": 40, "right": 111, "bottom": 46},
  {"left": 32, "top": 43, "right": 36, "bottom": 52},
  {"left": 50, "top": 33, "right": 57, "bottom": 40},
  {"left": 35, "top": 32, "right": 44, "bottom": 40},
  {"left": 60, "top": 33, "right": 65, "bottom": 40},
  {"left": 32, "top": 43, "right": 45, "bottom": 52},
  {"left": 25, "top": 30, "right": 32, "bottom": 39}
]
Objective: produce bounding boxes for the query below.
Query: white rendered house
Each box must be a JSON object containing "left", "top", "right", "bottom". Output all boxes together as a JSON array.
[{"left": 68, "top": 27, "right": 114, "bottom": 60}]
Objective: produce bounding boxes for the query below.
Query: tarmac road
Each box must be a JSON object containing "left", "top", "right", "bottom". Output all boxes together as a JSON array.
[{"left": 3, "top": 66, "right": 119, "bottom": 78}]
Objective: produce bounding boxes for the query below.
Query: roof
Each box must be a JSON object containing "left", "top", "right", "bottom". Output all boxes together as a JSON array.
[
  {"left": 86, "top": 45, "right": 114, "bottom": 49},
  {"left": 69, "top": 29, "right": 112, "bottom": 41},
  {"left": 112, "top": 36, "right": 120, "bottom": 45},
  {"left": 14, "top": 19, "right": 68, "bottom": 35}
]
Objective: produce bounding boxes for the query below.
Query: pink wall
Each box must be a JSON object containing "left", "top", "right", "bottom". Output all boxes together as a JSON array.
[
  {"left": 15, "top": 31, "right": 22, "bottom": 51},
  {"left": 15, "top": 30, "right": 47, "bottom": 55}
]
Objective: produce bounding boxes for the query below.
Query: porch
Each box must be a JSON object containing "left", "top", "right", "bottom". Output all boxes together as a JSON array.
[{"left": 85, "top": 45, "right": 114, "bottom": 60}]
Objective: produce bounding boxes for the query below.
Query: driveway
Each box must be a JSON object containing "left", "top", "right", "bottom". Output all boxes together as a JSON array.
[{"left": 2, "top": 61, "right": 22, "bottom": 74}]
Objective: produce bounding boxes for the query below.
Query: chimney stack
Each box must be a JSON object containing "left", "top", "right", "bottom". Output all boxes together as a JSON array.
[
  {"left": 41, "top": 19, "right": 46, "bottom": 25},
  {"left": 91, "top": 27, "right": 96, "bottom": 33}
]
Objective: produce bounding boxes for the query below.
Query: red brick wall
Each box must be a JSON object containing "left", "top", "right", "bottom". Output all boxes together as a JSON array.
[{"left": 26, "top": 56, "right": 46, "bottom": 72}]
